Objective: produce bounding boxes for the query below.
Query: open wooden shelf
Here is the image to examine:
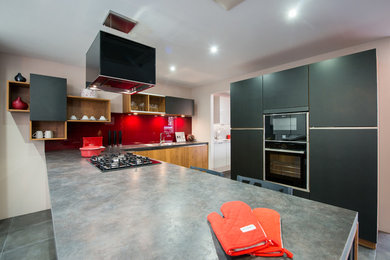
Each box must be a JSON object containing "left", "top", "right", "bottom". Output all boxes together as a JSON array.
[
  {"left": 67, "top": 96, "right": 111, "bottom": 122},
  {"left": 7, "top": 81, "right": 30, "bottom": 112},
  {"left": 8, "top": 109, "right": 30, "bottom": 113},
  {"left": 30, "top": 121, "right": 67, "bottom": 140},
  {"left": 67, "top": 120, "right": 110, "bottom": 123},
  {"left": 123, "top": 93, "right": 166, "bottom": 114}
]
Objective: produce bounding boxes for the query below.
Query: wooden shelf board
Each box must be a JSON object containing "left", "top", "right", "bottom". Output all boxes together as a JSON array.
[
  {"left": 67, "top": 95, "right": 110, "bottom": 102},
  {"left": 128, "top": 110, "right": 166, "bottom": 115},
  {"left": 8, "top": 81, "right": 30, "bottom": 87},
  {"left": 8, "top": 109, "right": 30, "bottom": 113},
  {"left": 67, "top": 120, "right": 110, "bottom": 123},
  {"left": 32, "top": 138, "right": 67, "bottom": 141}
]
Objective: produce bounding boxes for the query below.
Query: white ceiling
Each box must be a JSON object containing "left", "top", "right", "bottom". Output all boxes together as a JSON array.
[{"left": 1, "top": 0, "right": 390, "bottom": 88}]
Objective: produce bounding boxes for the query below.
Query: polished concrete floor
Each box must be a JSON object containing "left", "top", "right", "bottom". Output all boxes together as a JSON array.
[
  {"left": 0, "top": 207, "right": 389, "bottom": 259},
  {"left": 0, "top": 210, "right": 56, "bottom": 260}
]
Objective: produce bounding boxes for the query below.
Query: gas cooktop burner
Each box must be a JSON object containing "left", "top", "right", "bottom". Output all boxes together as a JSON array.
[{"left": 88, "top": 152, "right": 160, "bottom": 172}]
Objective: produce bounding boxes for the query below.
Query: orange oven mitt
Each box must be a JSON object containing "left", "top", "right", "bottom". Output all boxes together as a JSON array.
[
  {"left": 251, "top": 208, "right": 293, "bottom": 258},
  {"left": 207, "top": 201, "right": 269, "bottom": 256}
]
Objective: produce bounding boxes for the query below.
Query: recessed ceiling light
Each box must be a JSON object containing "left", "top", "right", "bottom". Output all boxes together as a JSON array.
[
  {"left": 287, "top": 8, "right": 298, "bottom": 19},
  {"left": 210, "top": 45, "right": 219, "bottom": 54},
  {"left": 170, "top": 65, "right": 176, "bottom": 72}
]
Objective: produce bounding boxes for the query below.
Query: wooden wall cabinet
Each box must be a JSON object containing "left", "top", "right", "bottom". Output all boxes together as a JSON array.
[
  {"left": 30, "top": 121, "right": 67, "bottom": 140},
  {"left": 132, "top": 144, "right": 208, "bottom": 169},
  {"left": 123, "top": 93, "right": 165, "bottom": 114},
  {"left": 7, "top": 81, "right": 30, "bottom": 112},
  {"left": 67, "top": 96, "right": 111, "bottom": 122}
]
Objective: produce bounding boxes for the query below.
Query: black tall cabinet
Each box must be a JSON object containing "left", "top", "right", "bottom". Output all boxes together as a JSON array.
[
  {"left": 231, "top": 130, "right": 263, "bottom": 181},
  {"left": 263, "top": 66, "right": 308, "bottom": 113},
  {"left": 231, "top": 77, "right": 263, "bottom": 128},
  {"left": 309, "top": 49, "right": 378, "bottom": 243},
  {"left": 230, "top": 77, "right": 263, "bottom": 180},
  {"left": 309, "top": 49, "right": 377, "bottom": 127},
  {"left": 230, "top": 49, "right": 378, "bottom": 244},
  {"left": 310, "top": 130, "right": 377, "bottom": 242}
]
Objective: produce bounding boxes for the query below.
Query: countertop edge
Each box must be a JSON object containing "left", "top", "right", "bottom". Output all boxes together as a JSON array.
[{"left": 121, "top": 142, "right": 208, "bottom": 151}]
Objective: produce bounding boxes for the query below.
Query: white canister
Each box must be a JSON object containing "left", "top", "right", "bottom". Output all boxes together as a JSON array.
[{"left": 81, "top": 88, "right": 98, "bottom": 98}]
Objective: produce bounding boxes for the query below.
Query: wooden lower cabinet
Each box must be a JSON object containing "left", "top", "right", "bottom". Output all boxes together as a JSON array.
[{"left": 133, "top": 144, "right": 208, "bottom": 168}]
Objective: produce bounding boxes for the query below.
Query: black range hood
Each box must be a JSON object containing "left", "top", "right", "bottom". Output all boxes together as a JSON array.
[{"left": 86, "top": 31, "right": 156, "bottom": 94}]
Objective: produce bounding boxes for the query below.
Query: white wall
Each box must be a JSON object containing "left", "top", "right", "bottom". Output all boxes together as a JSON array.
[
  {"left": 191, "top": 37, "right": 390, "bottom": 232},
  {"left": 0, "top": 52, "right": 191, "bottom": 220}
]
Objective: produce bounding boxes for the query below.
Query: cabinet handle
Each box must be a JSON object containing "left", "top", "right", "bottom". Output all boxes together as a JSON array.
[{"left": 264, "top": 148, "right": 305, "bottom": 154}]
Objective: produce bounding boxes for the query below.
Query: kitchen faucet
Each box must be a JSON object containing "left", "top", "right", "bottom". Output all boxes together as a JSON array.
[{"left": 160, "top": 132, "right": 165, "bottom": 143}]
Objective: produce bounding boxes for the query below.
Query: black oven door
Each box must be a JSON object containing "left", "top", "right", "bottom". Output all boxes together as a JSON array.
[{"left": 264, "top": 149, "right": 307, "bottom": 189}]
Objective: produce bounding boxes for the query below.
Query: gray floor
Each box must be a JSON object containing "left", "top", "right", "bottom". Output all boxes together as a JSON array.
[
  {"left": 0, "top": 210, "right": 56, "bottom": 260},
  {"left": 0, "top": 207, "right": 389, "bottom": 259}
]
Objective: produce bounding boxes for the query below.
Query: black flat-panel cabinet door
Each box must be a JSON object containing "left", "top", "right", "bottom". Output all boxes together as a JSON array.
[
  {"left": 165, "top": 96, "right": 194, "bottom": 116},
  {"left": 310, "top": 129, "right": 377, "bottom": 243},
  {"left": 263, "top": 66, "right": 308, "bottom": 113},
  {"left": 231, "top": 130, "right": 263, "bottom": 180},
  {"left": 309, "top": 49, "right": 377, "bottom": 127},
  {"left": 230, "top": 77, "right": 262, "bottom": 128},
  {"left": 30, "top": 74, "right": 67, "bottom": 121}
]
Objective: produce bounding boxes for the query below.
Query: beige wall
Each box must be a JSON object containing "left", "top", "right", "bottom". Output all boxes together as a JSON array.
[
  {"left": 0, "top": 52, "right": 191, "bottom": 220},
  {"left": 191, "top": 37, "right": 390, "bottom": 232}
]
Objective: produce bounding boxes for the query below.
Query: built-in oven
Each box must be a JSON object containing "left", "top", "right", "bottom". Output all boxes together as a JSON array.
[{"left": 263, "top": 112, "right": 309, "bottom": 191}]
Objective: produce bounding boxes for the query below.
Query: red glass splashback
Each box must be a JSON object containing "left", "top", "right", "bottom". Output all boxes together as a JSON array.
[{"left": 45, "top": 113, "right": 192, "bottom": 151}]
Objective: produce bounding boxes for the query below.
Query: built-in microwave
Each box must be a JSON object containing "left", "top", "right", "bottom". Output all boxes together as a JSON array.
[
  {"left": 264, "top": 112, "right": 308, "bottom": 142},
  {"left": 263, "top": 112, "right": 309, "bottom": 191}
]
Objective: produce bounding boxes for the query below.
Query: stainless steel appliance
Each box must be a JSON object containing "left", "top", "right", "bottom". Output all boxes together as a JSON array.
[
  {"left": 263, "top": 112, "right": 309, "bottom": 191},
  {"left": 88, "top": 152, "right": 160, "bottom": 172}
]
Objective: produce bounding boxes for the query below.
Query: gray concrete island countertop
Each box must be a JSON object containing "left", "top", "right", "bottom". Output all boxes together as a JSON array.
[{"left": 46, "top": 150, "right": 357, "bottom": 260}]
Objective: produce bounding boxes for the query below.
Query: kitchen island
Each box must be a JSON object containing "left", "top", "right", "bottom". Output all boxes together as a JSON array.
[
  {"left": 46, "top": 150, "right": 357, "bottom": 259},
  {"left": 121, "top": 141, "right": 209, "bottom": 169}
]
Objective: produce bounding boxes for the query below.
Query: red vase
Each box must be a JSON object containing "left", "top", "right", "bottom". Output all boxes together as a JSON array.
[{"left": 12, "top": 97, "right": 28, "bottom": 110}]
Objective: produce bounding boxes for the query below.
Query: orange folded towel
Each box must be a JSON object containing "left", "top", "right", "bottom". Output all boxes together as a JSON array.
[
  {"left": 251, "top": 208, "right": 293, "bottom": 258},
  {"left": 207, "top": 201, "right": 269, "bottom": 256}
]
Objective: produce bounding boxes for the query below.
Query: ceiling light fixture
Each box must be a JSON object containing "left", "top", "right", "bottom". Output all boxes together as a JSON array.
[
  {"left": 210, "top": 45, "right": 219, "bottom": 54},
  {"left": 170, "top": 65, "right": 176, "bottom": 72},
  {"left": 103, "top": 10, "right": 137, "bottom": 34},
  {"left": 287, "top": 8, "right": 298, "bottom": 19}
]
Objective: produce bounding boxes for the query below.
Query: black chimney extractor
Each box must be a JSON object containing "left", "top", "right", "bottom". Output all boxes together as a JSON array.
[{"left": 86, "top": 31, "right": 156, "bottom": 94}]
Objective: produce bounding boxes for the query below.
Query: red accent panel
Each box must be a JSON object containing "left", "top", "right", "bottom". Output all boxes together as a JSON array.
[{"left": 45, "top": 113, "right": 192, "bottom": 151}]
